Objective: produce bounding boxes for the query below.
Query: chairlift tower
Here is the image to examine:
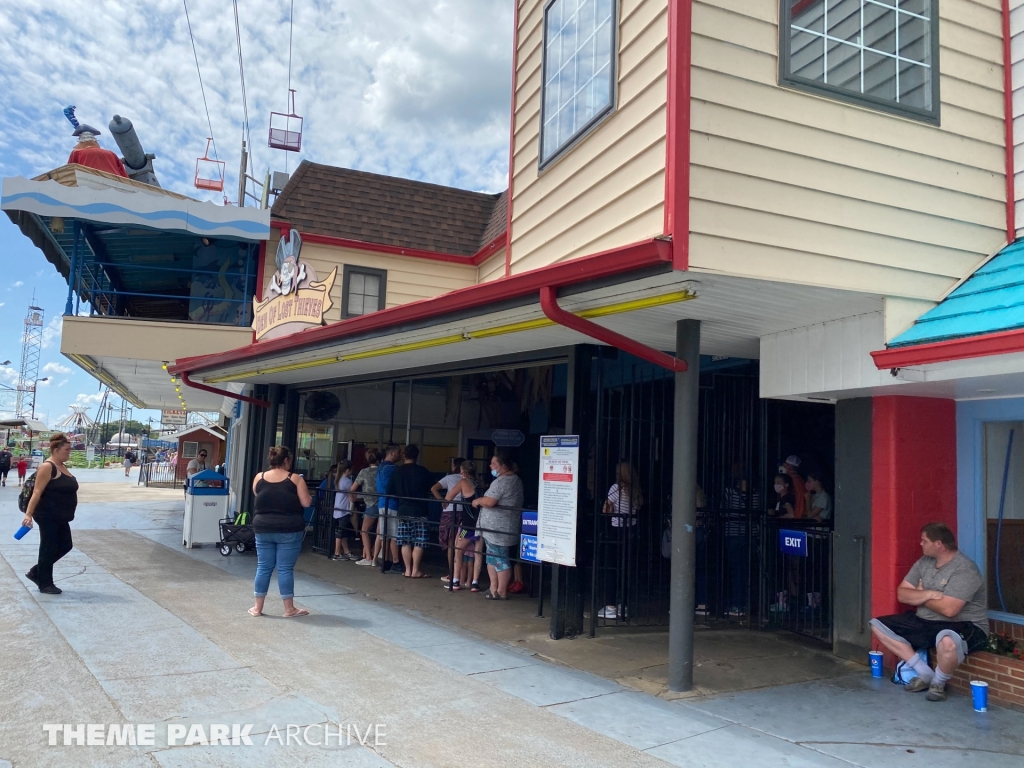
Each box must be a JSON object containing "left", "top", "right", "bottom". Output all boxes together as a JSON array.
[{"left": 15, "top": 303, "right": 44, "bottom": 418}]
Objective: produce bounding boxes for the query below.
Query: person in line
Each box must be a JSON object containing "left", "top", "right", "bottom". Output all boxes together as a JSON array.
[
  {"left": 21, "top": 433, "right": 78, "bottom": 595},
  {"left": 781, "top": 455, "right": 807, "bottom": 518},
  {"left": 351, "top": 449, "right": 381, "bottom": 565},
  {"left": 387, "top": 444, "right": 433, "bottom": 578},
  {"left": 804, "top": 471, "right": 832, "bottom": 522},
  {"left": 375, "top": 444, "right": 403, "bottom": 574},
  {"left": 870, "top": 523, "right": 988, "bottom": 702},
  {"left": 442, "top": 461, "right": 482, "bottom": 591},
  {"left": 599, "top": 461, "right": 643, "bottom": 620},
  {"left": 722, "top": 463, "right": 761, "bottom": 617},
  {"left": 250, "top": 446, "right": 312, "bottom": 618},
  {"left": 332, "top": 461, "right": 358, "bottom": 560},
  {"left": 16, "top": 454, "right": 28, "bottom": 486},
  {"left": 472, "top": 451, "right": 524, "bottom": 600},
  {"left": 433, "top": 456, "right": 466, "bottom": 583},
  {"left": 0, "top": 444, "right": 11, "bottom": 487},
  {"left": 770, "top": 474, "right": 797, "bottom": 518}
]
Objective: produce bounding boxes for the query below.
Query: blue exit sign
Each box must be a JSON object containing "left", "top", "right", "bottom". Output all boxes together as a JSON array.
[{"left": 779, "top": 529, "right": 808, "bottom": 557}]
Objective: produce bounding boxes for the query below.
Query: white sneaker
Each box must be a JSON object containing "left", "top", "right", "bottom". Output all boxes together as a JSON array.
[
  {"left": 598, "top": 605, "right": 618, "bottom": 619},
  {"left": 355, "top": 558, "right": 374, "bottom": 566}
]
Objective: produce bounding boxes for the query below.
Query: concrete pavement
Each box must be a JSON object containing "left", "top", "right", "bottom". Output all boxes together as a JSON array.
[{"left": 1, "top": 478, "right": 1022, "bottom": 767}]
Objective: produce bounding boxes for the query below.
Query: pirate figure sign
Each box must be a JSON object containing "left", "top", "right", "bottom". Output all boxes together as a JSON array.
[
  {"left": 253, "top": 228, "right": 336, "bottom": 341},
  {"left": 269, "top": 229, "right": 306, "bottom": 296}
]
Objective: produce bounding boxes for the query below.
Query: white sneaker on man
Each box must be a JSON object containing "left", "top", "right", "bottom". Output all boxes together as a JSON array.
[
  {"left": 355, "top": 558, "right": 374, "bottom": 566},
  {"left": 598, "top": 605, "right": 618, "bottom": 619}
]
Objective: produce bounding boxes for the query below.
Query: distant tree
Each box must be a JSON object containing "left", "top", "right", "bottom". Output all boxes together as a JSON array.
[{"left": 98, "top": 419, "right": 150, "bottom": 446}]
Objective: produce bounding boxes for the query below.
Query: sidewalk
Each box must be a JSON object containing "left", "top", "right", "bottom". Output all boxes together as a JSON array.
[{"left": 1, "top": 486, "right": 1022, "bottom": 767}]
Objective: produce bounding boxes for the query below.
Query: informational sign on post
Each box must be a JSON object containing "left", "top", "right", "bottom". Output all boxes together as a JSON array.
[
  {"left": 779, "top": 529, "right": 808, "bottom": 557},
  {"left": 536, "top": 435, "right": 580, "bottom": 567}
]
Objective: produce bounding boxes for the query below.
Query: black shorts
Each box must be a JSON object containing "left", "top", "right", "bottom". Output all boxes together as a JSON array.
[
  {"left": 874, "top": 611, "right": 987, "bottom": 654},
  {"left": 0, "top": 467, "right": 8, "bottom": 478}
]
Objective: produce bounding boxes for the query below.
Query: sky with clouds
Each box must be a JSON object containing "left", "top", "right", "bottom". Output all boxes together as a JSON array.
[{"left": 0, "top": 0, "right": 514, "bottom": 429}]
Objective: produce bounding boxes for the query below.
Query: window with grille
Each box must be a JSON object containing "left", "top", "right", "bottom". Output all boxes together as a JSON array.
[
  {"left": 540, "top": 0, "right": 618, "bottom": 167},
  {"left": 780, "top": 0, "right": 939, "bottom": 123},
  {"left": 342, "top": 266, "right": 387, "bottom": 318}
]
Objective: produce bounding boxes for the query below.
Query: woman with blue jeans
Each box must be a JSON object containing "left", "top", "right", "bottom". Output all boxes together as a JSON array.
[{"left": 249, "top": 446, "right": 313, "bottom": 618}]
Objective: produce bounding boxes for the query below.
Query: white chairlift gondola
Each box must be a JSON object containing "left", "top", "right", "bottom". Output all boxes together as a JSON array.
[
  {"left": 194, "top": 138, "right": 226, "bottom": 192},
  {"left": 268, "top": 89, "right": 303, "bottom": 152}
]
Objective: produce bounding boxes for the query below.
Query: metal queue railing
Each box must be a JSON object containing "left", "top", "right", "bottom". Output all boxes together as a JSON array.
[{"left": 308, "top": 487, "right": 546, "bottom": 617}]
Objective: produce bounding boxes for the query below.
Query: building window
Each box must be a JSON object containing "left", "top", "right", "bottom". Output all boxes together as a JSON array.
[
  {"left": 780, "top": 0, "right": 939, "bottom": 124},
  {"left": 342, "top": 266, "right": 387, "bottom": 318},
  {"left": 540, "top": 0, "right": 617, "bottom": 167},
  {"left": 983, "top": 422, "right": 1024, "bottom": 619}
]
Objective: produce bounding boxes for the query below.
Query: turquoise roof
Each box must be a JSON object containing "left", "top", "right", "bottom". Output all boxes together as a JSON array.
[{"left": 889, "top": 241, "right": 1024, "bottom": 348}]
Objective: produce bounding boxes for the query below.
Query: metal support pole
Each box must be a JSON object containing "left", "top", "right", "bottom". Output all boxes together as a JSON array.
[
  {"left": 66, "top": 221, "right": 80, "bottom": 316},
  {"left": 669, "top": 319, "right": 701, "bottom": 692}
]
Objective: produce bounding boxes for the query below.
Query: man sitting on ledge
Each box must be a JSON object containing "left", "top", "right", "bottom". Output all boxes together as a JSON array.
[{"left": 869, "top": 522, "right": 988, "bottom": 702}]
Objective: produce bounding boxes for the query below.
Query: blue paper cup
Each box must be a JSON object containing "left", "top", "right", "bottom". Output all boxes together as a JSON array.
[
  {"left": 868, "top": 650, "right": 884, "bottom": 677},
  {"left": 970, "top": 680, "right": 988, "bottom": 712}
]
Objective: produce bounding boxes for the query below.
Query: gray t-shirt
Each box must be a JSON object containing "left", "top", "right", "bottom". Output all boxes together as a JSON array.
[
  {"left": 809, "top": 490, "right": 832, "bottom": 521},
  {"left": 904, "top": 551, "right": 988, "bottom": 633},
  {"left": 478, "top": 473, "right": 525, "bottom": 547},
  {"left": 354, "top": 466, "right": 379, "bottom": 508}
]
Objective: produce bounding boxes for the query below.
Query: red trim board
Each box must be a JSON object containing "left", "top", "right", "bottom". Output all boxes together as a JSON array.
[
  {"left": 170, "top": 237, "right": 674, "bottom": 378},
  {"left": 871, "top": 327, "right": 1024, "bottom": 369},
  {"left": 269, "top": 221, "right": 505, "bottom": 267},
  {"left": 665, "top": 0, "right": 693, "bottom": 270},
  {"left": 1003, "top": 0, "right": 1016, "bottom": 243}
]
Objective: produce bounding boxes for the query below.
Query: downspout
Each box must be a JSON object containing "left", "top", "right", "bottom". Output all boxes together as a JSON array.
[
  {"left": 181, "top": 371, "right": 270, "bottom": 408},
  {"left": 664, "top": 0, "right": 694, "bottom": 270},
  {"left": 505, "top": 1, "right": 521, "bottom": 278},
  {"left": 1002, "top": 0, "right": 1016, "bottom": 243},
  {"left": 539, "top": 285, "right": 687, "bottom": 372}
]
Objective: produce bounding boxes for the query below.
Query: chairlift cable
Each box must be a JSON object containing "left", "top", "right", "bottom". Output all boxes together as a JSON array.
[
  {"left": 232, "top": 0, "right": 253, "bottom": 170},
  {"left": 182, "top": 0, "right": 219, "bottom": 164},
  {"left": 286, "top": 0, "right": 294, "bottom": 174}
]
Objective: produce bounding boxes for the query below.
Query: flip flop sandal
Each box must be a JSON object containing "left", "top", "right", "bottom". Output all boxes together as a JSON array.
[
  {"left": 283, "top": 608, "right": 310, "bottom": 618},
  {"left": 248, "top": 607, "right": 263, "bottom": 617},
  {"left": 485, "top": 591, "right": 507, "bottom": 600}
]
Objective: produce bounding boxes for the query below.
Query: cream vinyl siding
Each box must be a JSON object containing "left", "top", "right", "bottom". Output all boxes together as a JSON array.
[
  {"left": 261, "top": 236, "right": 477, "bottom": 322},
  {"left": 509, "top": 0, "right": 668, "bottom": 274},
  {"left": 689, "top": 0, "right": 1007, "bottom": 301},
  {"left": 477, "top": 248, "right": 507, "bottom": 283},
  {"left": 1013, "top": 0, "right": 1024, "bottom": 237}
]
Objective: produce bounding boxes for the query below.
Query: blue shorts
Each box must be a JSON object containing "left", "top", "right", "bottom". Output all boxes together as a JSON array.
[
  {"left": 485, "top": 542, "right": 512, "bottom": 572},
  {"left": 397, "top": 518, "right": 428, "bottom": 547}
]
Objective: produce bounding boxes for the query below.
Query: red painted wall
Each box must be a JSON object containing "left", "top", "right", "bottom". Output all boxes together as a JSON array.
[{"left": 871, "top": 396, "right": 957, "bottom": 618}]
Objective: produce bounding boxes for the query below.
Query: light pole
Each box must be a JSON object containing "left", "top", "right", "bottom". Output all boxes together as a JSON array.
[{"left": 27, "top": 377, "right": 50, "bottom": 457}]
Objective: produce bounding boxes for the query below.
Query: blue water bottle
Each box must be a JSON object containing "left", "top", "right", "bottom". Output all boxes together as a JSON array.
[{"left": 14, "top": 525, "right": 31, "bottom": 540}]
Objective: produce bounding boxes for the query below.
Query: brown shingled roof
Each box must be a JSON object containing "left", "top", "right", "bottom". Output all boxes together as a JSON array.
[{"left": 271, "top": 161, "right": 507, "bottom": 257}]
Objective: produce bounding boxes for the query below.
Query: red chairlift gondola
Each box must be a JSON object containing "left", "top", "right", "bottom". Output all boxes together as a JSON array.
[
  {"left": 269, "top": 89, "right": 303, "bottom": 152},
  {"left": 194, "top": 138, "right": 226, "bottom": 192}
]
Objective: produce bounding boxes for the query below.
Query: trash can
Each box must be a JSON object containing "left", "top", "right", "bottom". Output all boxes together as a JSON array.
[{"left": 183, "top": 469, "right": 230, "bottom": 548}]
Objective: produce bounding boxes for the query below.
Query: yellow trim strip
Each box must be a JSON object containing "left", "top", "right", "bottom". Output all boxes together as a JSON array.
[
  {"left": 67, "top": 353, "right": 147, "bottom": 409},
  {"left": 203, "top": 289, "right": 696, "bottom": 384}
]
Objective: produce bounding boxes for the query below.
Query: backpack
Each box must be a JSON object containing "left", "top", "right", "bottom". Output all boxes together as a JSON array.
[
  {"left": 18, "top": 471, "right": 38, "bottom": 513},
  {"left": 892, "top": 649, "right": 929, "bottom": 685}
]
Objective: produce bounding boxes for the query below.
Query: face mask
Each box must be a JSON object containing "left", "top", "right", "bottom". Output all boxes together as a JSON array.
[
  {"left": 774, "top": 484, "right": 784, "bottom": 493},
  {"left": 491, "top": 469, "right": 499, "bottom": 478}
]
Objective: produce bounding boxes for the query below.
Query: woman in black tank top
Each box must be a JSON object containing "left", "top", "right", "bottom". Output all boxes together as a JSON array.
[
  {"left": 250, "top": 446, "right": 313, "bottom": 618},
  {"left": 22, "top": 433, "right": 78, "bottom": 594}
]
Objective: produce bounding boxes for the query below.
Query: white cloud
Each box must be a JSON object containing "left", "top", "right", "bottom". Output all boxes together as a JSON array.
[
  {"left": 11, "top": 281, "right": 23, "bottom": 288},
  {"left": 40, "top": 315, "right": 63, "bottom": 349},
  {"left": 0, "top": 366, "right": 17, "bottom": 386},
  {"left": 42, "top": 361, "right": 72, "bottom": 375},
  {"left": 73, "top": 392, "right": 105, "bottom": 406},
  {"left": 57, "top": 379, "right": 69, "bottom": 387},
  {"left": 0, "top": 302, "right": 5, "bottom": 307},
  {"left": 0, "top": 1, "right": 513, "bottom": 197},
  {"left": 36, "top": 378, "right": 52, "bottom": 388}
]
